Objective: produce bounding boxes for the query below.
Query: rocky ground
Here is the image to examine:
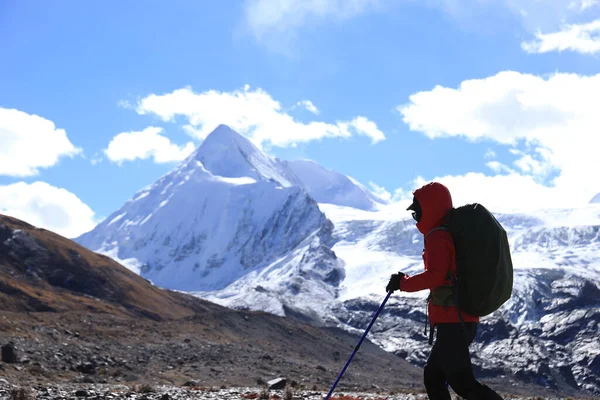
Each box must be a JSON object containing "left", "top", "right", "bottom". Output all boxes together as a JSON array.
[
  {"left": 0, "top": 382, "right": 590, "bottom": 400},
  {"left": 1, "top": 311, "right": 595, "bottom": 400},
  {"left": 0, "top": 311, "right": 425, "bottom": 390},
  {"left": 0, "top": 381, "right": 419, "bottom": 400},
  {"left": 0, "top": 309, "right": 429, "bottom": 399}
]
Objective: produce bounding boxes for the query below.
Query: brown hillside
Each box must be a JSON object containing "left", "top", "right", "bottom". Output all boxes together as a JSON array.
[{"left": 0, "top": 214, "right": 214, "bottom": 319}]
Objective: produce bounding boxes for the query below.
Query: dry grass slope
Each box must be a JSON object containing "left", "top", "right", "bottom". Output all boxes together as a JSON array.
[{"left": 0, "top": 214, "right": 218, "bottom": 319}]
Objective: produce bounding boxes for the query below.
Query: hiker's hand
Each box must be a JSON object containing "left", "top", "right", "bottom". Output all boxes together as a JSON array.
[{"left": 386, "top": 272, "right": 406, "bottom": 293}]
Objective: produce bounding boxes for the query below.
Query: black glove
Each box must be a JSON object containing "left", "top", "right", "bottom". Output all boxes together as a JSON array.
[{"left": 386, "top": 272, "right": 406, "bottom": 293}]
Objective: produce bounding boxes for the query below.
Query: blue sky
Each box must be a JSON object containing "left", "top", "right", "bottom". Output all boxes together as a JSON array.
[{"left": 1, "top": 0, "right": 600, "bottom": 237}]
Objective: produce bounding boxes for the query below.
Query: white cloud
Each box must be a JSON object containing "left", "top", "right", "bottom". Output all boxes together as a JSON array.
[
  {"left": 342, "top": 116, "right": 386, "bottom": 143},
  {"left": 397, "top": 71, "right": 600, "bottom": 207},
  {"left": 90, "top": 154, "right": 104, "bottom": 166},
  {"left": 485, "top": 161, "right": 515, "bottom": 174},
  {"left": 368, "top": 182, "right": 405, "bottom": 203},
  {"left": 244, "top": 0, "right": 379, "bottom": 40},
  {"left": 409, "top": 173, "right": 573, "bottom": 213},
  {"left": 431, "top": 0, "right": 599, "bottom": 49},
  {"left": 117, "top": 99, "right": 134, "bottom": 110},
  {"left": 484, "top": 149, "right": 497, "bottom": 160},
  {"left": 522, "top": 19, "right": 600, "bottom": 54},
  {"left": 0, "top": 107, "right": 81, "bottom": 177},
  {"left": 0, "top": 181, "right": 97, "bottom": 238},
  {"left": 511, "top": 147, "right": 555, "bottom": 177},
  {"left": 296, "top": 100, "right": 319, "bottom": 115},
  {"left": 136, "top": 85, "right": 385, "bottom": 147},
  {"left": 571, "top": 0, "right": 599, "bottom": 11},
  {"left": 104, "top": 126, "right": 196, "bottom": 164}
]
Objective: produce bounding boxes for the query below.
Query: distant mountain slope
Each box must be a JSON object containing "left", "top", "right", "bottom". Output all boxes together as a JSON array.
[
  {"left": 590, "top": 192, "right": 600, "bottom": 203},
  {"left": 285, "top": 159, "right": 387, "bottom": 211}
]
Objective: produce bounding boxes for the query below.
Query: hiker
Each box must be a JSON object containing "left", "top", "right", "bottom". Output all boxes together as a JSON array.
[{"left": 385, "top": 182, "right": 504, "bottom": 400}]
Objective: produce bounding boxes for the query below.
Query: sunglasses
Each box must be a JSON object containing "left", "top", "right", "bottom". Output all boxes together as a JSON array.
[{"left": 411, "top": 211, "right": 419, "bottom": 222}]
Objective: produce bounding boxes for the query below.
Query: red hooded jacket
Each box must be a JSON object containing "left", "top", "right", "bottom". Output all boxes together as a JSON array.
[{"left": 399, "top": 182, "right": 479, "bottom": 326}]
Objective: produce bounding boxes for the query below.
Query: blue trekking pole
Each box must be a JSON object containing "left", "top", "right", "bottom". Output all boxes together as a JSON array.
[{"left": 324, "top": 291, "right": 392, "bottom": 400}]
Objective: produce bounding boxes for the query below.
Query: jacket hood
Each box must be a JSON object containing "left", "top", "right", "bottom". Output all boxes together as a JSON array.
[{"left": 413, "top": 182, "right": 453, "bottom": 235}]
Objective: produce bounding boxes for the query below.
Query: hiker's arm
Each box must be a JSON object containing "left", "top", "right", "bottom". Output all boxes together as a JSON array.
[{"left": 399, "top": 234, "right": 451, "bottom": 292}]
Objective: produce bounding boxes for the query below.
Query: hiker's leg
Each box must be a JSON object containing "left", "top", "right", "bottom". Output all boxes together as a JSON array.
[
  {"left": 436, "top": 323, "right": 480, "bottom": 398},
  {"left": 436, "top": 323, "right": 504, "bottom": 399},
  {"left": 424, "top": 328, "right": 452, "bottom": 400}
]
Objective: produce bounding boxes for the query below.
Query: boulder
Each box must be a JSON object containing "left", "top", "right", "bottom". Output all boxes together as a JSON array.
[
  {"left": 75, "top": 362, "right": 97, "bottom": 375},
  {"left": 268, "top": 377, "right": 287, "bottom": 390},
  {"left": 1, "top": 343, "right": 18, "bottom": 363}
]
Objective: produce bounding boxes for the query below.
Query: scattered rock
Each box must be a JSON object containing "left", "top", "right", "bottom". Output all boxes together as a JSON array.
[
  {"left": 75, "top": 389, "right": 88, "bottom": 397},
  {"left": 160, "top": 394, "right": 170, "bottom": 400},
  {"left": 316, "top": 365, "right": 326, "bottom": 372},
  {"left": 268, "top": 377, "right": 287, "bottom": 390},
  {"left": 76, "top": 362, "right": 97, "bottom": 375},
  {"left": 182, "top": 380, "right": 197, "bottom": 387},
  {"left": 1, "top": 343, "right": 18, "bottom": 363}
]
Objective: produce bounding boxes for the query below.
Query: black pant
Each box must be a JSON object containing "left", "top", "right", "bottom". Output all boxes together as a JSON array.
[{"left": 424, "top": 323, "right": 503, "bottom": 400}]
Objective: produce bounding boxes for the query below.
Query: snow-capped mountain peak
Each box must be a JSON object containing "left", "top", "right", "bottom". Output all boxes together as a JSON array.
[
  {"left": 190, "top": 125, "right": 386, "bottom": 210},
  {"left": 590, "top": 192, "right": 600, "bottom": 203},
  {"left": 76, "top": 124, "right": 346, "bottom": 319},
  {"left": 193, "top": 124, "right": 298, "bottom": 187}
]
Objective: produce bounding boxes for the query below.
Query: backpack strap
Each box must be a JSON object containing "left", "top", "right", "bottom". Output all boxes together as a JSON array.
[
  {"left": 424, "top": 225, "right": 453, "bottom": 345},
  {"left": 425, "top": 225, "right": 449, "bottom": 241}
]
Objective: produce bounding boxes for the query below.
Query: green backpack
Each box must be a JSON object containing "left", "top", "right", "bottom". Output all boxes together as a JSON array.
[{"left": 429, "top": 203, "right": 514, "bottom": 317}]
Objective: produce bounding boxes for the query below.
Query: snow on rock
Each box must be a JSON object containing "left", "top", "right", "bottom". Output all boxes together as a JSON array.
[
  {"left": 197, "top": 225, "right": 345, "bottom": 323},
  {"left": 96, "top": 244, "right": 144, "bottom": 275}
]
